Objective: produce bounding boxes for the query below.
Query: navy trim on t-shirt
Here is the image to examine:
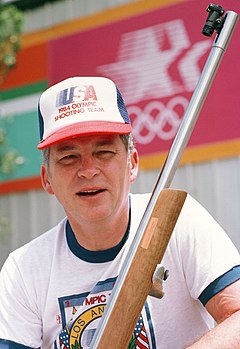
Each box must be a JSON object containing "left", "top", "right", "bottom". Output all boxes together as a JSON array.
[
  {"left": 0, "top": 339, "right": 39, "bottom": 349},
  {"left": 66, "top": 202, "right": 131, "bottom": 263},
  {"left": 199, "top": 265, "right": 240, "bottom": 306}
]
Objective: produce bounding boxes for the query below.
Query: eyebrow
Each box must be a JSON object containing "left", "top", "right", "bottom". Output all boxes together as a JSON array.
[
  {"left": 95, "top": 140, "right": 116, "bottom": 147},
  {"left": 55, "top": 145, "right": 77, "bottom": 153}
]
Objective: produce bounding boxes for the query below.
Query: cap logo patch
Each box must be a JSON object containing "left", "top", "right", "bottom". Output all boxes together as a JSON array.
[{"left": 55, "top": 85, "right": 104, "bottom": 122}]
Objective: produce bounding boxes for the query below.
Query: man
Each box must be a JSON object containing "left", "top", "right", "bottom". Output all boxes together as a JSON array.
[{"left": 0, "top": 76, "right": 240, "bottom": 349}]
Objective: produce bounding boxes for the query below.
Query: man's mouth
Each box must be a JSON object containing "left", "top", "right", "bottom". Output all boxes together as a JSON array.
[{"left": 77, "top": 189, "right": 105, "bottom": 197}]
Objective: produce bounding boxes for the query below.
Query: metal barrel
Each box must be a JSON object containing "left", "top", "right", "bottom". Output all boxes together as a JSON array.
[{"left": 90, "top": 10, "right": 239, "bottom": 349}]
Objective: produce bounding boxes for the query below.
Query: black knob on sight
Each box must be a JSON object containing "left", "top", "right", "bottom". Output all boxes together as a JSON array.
[{"left": 202, "top": 3, "right": 225, "bottom": 37}]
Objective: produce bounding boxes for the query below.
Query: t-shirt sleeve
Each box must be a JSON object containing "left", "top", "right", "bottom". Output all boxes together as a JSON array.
[
  {"left": 174, "top": 194, "right": 240, "bottom": 303},
  {"left": 0, "top": 254, "right": 42, "bottom": 348}
]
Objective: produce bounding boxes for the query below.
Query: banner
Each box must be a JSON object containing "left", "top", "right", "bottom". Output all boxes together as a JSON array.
[
  {"left": 1, "top": 0, "right": 240, "bottom": 192},
  {"left": 48, "top": 0, "right": 240, "bottom": 157}
]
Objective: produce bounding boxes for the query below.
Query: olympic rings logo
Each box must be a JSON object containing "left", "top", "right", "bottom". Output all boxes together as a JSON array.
[{"left": 128, "top": 96, "right": 189, "bottom": 144}]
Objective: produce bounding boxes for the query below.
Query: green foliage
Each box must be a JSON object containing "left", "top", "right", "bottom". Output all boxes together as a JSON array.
[
  {"left": 0, "top": 3, "right": 23, "bottom": 82},
  {"left": 71, "top": 339, "right": 83, "bottom": 349},
  {"left": 0, "top": 116, "right": 24, "bottom": 176},
  {"left": 0, "top": 3, "right": 24, "bottom": 175}
]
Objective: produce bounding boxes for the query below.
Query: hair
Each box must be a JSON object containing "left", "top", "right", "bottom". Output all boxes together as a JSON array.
[
  {"left": 120, "top": 133, "right": 136, "bottom": 158},
  {"left": 42, "top": 133, "right": 136, "bottom": 168}
]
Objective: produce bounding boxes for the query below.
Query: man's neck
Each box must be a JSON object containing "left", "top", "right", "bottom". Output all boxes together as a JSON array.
[{"left": 67, "top": 209, "right": 130, "bottom": 251}]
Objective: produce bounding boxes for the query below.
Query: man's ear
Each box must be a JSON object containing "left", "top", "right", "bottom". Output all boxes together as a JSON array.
[
  {"left": 130, "top": 149, "right": 139, "bottom": 184},
  {"left": 41, "top": 164, "right": 54, "bottom": 195}
]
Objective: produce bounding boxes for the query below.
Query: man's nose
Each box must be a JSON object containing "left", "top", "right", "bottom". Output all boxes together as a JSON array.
[{"left": 77, "top": 155, "right": 100, "bottom": 179}]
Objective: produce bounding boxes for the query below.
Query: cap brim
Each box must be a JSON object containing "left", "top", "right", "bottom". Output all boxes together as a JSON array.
[{"left": 38, "top": 121, "right": 132, "bottom": 149}]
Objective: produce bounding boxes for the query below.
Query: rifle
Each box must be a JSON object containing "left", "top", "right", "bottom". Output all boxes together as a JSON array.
[{"left": 90, "top": 5, "right": 239, "bottom": 348}]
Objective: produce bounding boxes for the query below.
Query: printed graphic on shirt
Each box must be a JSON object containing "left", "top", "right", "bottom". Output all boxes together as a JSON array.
[{"left": 55, "top": 277, "right": 155, "bottom": 349}]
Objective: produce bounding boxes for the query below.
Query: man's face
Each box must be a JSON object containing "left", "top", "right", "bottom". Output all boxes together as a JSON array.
[{"left": 41, "top": 134, "right": 138, "bottom": 227}]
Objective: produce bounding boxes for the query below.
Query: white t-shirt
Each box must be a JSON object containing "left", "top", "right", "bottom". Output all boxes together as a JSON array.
[{"left": 0, "top": 193, "right": 240, "bottom": 349}]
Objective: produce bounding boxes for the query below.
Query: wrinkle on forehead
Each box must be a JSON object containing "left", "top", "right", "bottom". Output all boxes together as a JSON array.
[{"left": 53, "top": 134, "right": 121, "bottom": 150}]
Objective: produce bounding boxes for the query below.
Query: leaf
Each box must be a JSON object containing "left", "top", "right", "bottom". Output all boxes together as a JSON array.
[
  {"left": 71, "top": 339, "right": 81, "bottom": 349},
  {"left": 0, "top": 4, "right": 23, "bottom": 82}
]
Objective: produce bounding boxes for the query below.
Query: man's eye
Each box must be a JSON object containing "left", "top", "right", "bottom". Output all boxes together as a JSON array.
[
  {"left": 60, "top": 154, "right": 77, "bottom": 162},
  {"left": 98, "top": 150, "right": 112, "bottom": 154},
  {"left": 97, "top": 150, "right": 115, "bottom": 158}
]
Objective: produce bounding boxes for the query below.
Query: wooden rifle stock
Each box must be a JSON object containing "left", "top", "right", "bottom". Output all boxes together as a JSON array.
[
  {"left": 90, "top": 8, "right": 239, "bottom": 349},
  {"left": 92, "top": 189, "right": 187, "bottom": 348}
]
